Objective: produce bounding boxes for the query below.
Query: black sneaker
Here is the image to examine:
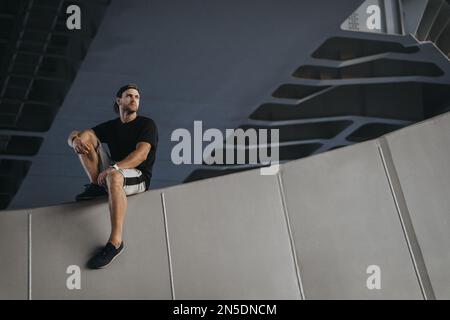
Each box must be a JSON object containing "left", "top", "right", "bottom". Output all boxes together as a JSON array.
[
  {"left": 87, "top": 242, "right": 124, "bottom": 269},
  {"left": 75, "top": 183, "right": 108, "bottom": 201}
]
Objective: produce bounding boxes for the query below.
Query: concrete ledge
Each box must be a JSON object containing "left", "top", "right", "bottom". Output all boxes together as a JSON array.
[{"left": 2, "top": 112, "right": 450, "bottom": 299}]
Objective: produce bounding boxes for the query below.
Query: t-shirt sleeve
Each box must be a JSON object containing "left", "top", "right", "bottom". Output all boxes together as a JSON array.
[
  {"left": 91, "top": 120, "right": 113, "bottom": 143},
  {"left": 138, "top": 119, "right": 158, "bottom": 148}
]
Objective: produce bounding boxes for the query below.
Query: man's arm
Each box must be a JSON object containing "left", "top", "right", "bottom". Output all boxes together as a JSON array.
[
  {"left": 97, "top": 142, "right": 151, "bottom": 186},
  {"left": 116, "top": 142, "right": 151, "bottom": 169}
]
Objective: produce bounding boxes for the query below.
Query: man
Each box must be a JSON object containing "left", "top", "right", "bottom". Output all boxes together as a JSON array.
[{"left": 67, "top": 84, "right": 158, "bottom": 269}]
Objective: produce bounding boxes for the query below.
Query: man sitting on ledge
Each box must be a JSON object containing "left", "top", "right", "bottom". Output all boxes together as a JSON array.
[{"left": 67, "top": 84, "right": 158, "bottom": 269}]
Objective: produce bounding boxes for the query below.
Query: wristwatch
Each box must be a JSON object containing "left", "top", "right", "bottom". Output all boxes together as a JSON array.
[{"left": 111, "top": 163, "right": 120, "bottom": 171}]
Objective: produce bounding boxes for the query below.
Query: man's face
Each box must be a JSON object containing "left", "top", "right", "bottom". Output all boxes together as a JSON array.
[{"left": 117, "top": 88, "right": 140, "bottom": 113}]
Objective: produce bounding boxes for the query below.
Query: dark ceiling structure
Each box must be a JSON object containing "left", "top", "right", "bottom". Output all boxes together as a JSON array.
[
  {"left": 0, "top": 0, "right": 110, "bottom": 209},
  {"left": 185, "top": 0, "right": 450, "bottom": 182}
]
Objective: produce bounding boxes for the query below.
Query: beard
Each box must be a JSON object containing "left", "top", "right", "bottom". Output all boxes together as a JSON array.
[{"left": 122, "top": 104, "right": 138, "bottom": 114}]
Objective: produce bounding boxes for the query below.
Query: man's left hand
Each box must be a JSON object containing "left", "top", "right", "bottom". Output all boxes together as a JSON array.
[{"left": 97, "top": 167, "right": 115, "bottom": 187}]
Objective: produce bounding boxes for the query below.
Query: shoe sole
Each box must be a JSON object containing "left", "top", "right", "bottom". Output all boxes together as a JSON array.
[{"left": 96, "top": 246, "right": 125, "bottom": 270}]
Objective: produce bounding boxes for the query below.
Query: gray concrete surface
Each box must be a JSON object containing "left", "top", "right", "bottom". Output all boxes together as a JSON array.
[
  {"left": 163, "top": 170, "right": 301, "bottom": 299},
  {"left": 1, "top": 111, "right": 450, "bottom": 299},
  {"left": 384, "top": 112, "right": 450, "bottom": 299},
  {"left": 280, "top": 141, "right": 423, "bottom": 299},
  {"left": 0, "top": 209, "right": 29, "bottom": 300},
  {"left": 29, "top": 192, "right": 171, "bottom": 299}
]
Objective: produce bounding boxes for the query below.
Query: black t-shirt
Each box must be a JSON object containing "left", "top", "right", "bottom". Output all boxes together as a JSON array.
[{"left": 92, "top": 115, "right": 158, "bottom": 188}]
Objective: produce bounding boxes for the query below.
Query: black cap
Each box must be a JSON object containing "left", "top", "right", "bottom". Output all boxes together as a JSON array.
[{"left": 116, "top": 83, "right": 139, "bottom": 98}]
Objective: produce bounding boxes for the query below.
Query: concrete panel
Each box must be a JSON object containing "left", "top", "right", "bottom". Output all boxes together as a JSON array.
[
  {"left": 0, "top": 210, "right": 29, "bottom": 300},
  {"left": 163, "top": 170, "right": 301, "bottom": 299},
  {"left": 30, "top": 191, "right": 171, "bottom": 299},
  {"left": 385, "top": 112, "right": 450, "bottom": 299},
  {"left": 281, "top": 141, "right": 423, "bottom": 299}
]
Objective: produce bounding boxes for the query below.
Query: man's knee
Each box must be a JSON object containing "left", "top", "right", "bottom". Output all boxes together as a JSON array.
[
  {"left": 79, "top": 130, "right": 99, "bottom": 148},
  {"left": 72, "top": 131, "right": 99, "bottom": 157},
  {"left": 107, "top": 170, "right": 124, "bottom": 189}
]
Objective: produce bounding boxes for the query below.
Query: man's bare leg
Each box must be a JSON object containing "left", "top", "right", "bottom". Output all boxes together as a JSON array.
[
  {"left": 86, "top": 170, "right": 126, "bottom": 269},
  {"left": 76, "top": 131, "right": 101, "bottom": 183},
  {"left": 106, "top": 171, "right": 127, "bottom": 248}
]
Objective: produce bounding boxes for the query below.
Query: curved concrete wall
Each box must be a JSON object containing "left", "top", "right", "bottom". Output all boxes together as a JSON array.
[{"left": 1, "top": 112, "right": 450, "bottom": 299}]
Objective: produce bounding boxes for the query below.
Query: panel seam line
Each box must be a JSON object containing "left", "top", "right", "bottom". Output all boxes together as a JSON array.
[
  {"left": 28, "top": 213, "right": 32, "bottom": 300},
  {"left": 377, "top": 137, "right": 435, "bottom": 300},
  {"left": 277, "top": 171, "right": 305, "bottom": 300},
  {"left": 161, "top": 192, "right": 175, "bottom": 300}
]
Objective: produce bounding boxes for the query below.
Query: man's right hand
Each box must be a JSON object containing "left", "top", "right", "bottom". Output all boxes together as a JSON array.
[{"left": 73, "top": 137, "right": 91, "bottom": 155}]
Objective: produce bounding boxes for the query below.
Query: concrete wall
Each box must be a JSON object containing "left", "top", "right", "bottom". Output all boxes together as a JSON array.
[
  {"left": 383, "top": 114, "right": 450, "bottom": 299},
  {"left": 1, "top": 112, "right": 450, "bottom": 299},
  {"left": 280, "top": 140, "right": 422, "bottom": 299},
  {"left": 0, "top": 210, "right": 28, "bottom": 300}
]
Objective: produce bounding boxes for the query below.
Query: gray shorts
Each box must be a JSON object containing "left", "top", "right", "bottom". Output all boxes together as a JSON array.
[{"left": 96, "top": 141, "right": 147, "bottom": 196}]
